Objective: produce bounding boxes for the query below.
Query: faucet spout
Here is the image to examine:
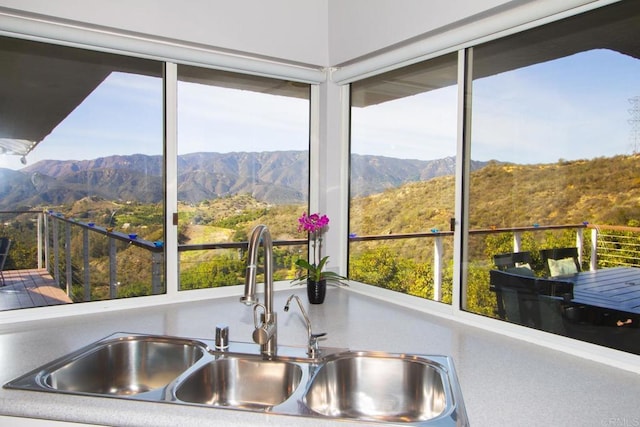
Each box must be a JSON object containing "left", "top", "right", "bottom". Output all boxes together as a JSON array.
[
  {"left": 240, "top": 225, "right": 276, "bottom": 356},
  {"left": 284, "top": 294, "right": 311, "bottom": 340},
  {"left": 284, "top": 294, "right": 326, "bottom": 358}
]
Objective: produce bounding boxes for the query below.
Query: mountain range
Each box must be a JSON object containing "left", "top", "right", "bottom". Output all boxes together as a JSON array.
[{"left": 0, "top": 151, "right": 488, "bottom": 209}]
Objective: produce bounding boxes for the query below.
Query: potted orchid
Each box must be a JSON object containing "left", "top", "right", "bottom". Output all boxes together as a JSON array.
[{"left": 292, "top": 212, "right": 348, "bottom": 303}]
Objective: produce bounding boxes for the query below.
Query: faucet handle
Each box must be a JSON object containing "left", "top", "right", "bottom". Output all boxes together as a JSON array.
[
  {"left": 252, "top": 303, "right": 277, "bottom": 345},
  {"left": 309, "top": 332, "right": 327, "bottom": 357},
  {"left": 215, "top": 324, "right": 229, "bottom": 350},
  {"left": 253, "top": 303, "right": 267, "bottom": 329}
]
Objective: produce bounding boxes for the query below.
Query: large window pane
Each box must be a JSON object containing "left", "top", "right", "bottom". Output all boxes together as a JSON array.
[
  {"left": 349, "top": 54, "right": 458, "bottom": 303},
  {"left": 466, "top": 0, "right": 640, "bottom": 354},
  {"left": 176, "top": 66, "right": 310, "bottom": 290},
  {"left": 0, "top": 36, "right": 164, "bottom": 310}
]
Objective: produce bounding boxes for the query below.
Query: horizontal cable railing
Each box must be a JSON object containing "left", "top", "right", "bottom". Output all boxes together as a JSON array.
[
  {"left": 44, "top": 211, "right": 164, "bottom": 301},
  {"left": 590, "top": 224, "right": 640, "bottom": 268},
  {"left": 349, "top": 223, "right": 640, "bottom": 301}
]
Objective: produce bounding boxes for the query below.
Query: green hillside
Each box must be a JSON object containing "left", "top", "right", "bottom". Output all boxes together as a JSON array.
[
  {"left": 3, "top": 154, "right": 638, "bottom": 306},
  {"left": 351, "top": 154, "right": 640, "bottom": 236},
  {"left": 469, "top": 155, "right": 640, "bottom": 229}
]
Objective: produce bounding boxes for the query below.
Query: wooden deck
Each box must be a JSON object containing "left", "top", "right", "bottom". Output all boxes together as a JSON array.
[{"left": 0, "top": 269, "right": 72, "bottom": 310}]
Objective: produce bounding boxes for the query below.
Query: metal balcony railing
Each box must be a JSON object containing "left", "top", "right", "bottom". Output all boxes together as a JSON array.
[
  {"left": 349, "top": 223, "right": 640, "bottom": 302},
  {"left": 3, "top": 210, "right": 640, "bottom": 304},
  {"left": 44, "top": 211, "right": 165, "bottom": 300}
]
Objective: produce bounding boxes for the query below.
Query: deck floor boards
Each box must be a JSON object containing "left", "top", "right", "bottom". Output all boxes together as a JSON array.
[{"left": 0, "top": 269, "right": 72, "bottom": 310}]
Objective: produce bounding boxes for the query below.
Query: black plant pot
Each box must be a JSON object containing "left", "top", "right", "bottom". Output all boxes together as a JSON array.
[{"left": 307, "top": 278, "right": 327, "bottom": 304}]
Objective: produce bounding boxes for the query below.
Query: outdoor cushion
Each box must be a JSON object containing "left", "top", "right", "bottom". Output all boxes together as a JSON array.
[{"left": 548, "top": 257, "right": 578, "bottom": 276}]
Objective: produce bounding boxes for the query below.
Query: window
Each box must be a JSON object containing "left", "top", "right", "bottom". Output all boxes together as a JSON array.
[
  {"left": 0, "top": 35, "right": 313, "bottom": 310},
  {"left": 345, "top": 0, "right": 640, "bottom": 355},
  {"left": 465, "top": 0, "right": 640, "bottom": 354},
  {"left": 349, "top": 53, "right": 458, "bottom": 303},
  {"left": 0, "top": 36, "right": 164, "bottom": 309},
  {"left": 176, "top": 65, "right": 310, "bottom": 290}
]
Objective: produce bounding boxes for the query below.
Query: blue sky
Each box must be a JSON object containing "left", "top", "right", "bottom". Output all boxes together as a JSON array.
[
  {"left": 1, "top": 49, "right": 638, "bottom": 170},
  {"left": 352, "top": 49, "right": 640, "bottom": 164},
  {"left": 469, "top": 49, "right": 639, "bottom": 164}
]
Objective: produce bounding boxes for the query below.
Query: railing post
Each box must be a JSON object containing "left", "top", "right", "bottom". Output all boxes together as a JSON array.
[
  {"left": 52, "top": 218, "right": 60, "bottom": 287},
  {"left": 44, "top": 214, "right": 50, "bottom": 272},
  {"left": 513, "top": 232, "right": 522, "bottom": 252},
  {"left": 37, "top": 212, "right": 43, "bottom": 269},
  {"left": 109, "top": 239, "right": 117, "bottom": 299},
  {"left": 83, "top": 229, "right": 90, "bottom": 302},
  {"left": 576, "top": 228, "right": 584, "bottom": 267},
  {"left": 433, "top": 236, "right": 443, "bottom": 302},
  {"left": 590, "top": 228, "right": 598, "bottom": 271},
  {"left": 151, "top": 252, "right": 164, "bottom": 295},
  {"left": 65, "top": 222, "right": 72, "bottom": 298}
]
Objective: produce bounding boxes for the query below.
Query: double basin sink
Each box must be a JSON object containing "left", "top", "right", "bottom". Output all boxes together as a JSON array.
[{"left": 5, "top": 332, "right": 468, "bottom": 426}]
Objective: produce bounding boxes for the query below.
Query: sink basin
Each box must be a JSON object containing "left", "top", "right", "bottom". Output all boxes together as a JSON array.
[
  {"left": 5, "top": 334, "right": 467, "bottom": 426},
  {"left": 304, "top": 351, "right": 448, "bottom": 423},
  {"left": 7, "top": 334, "right": 207, "bottom": 396},
  {"left": 174, "top": 356, "right": 303, "bottom": 409}
]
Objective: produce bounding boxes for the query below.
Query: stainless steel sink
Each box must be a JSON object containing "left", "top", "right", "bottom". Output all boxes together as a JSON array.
[
  {"left": 304, "top": 351, "right": 447, "bottom": 423},
  {"left": 5, "top": 333, "right": 468, "bottom": 426},
  {"left": 6, "top": 333, "right": 207, "bottom": 397},
  {"left": 174, "top": 356, "right": 302, "bottom": 409}
]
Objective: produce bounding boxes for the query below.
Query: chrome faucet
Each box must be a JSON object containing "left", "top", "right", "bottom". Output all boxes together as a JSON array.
[
  {"left": 240, "top": 225, "right": 277, "bottom": 357},
  {"left": 284, "top": 294, "right": 326, "bottom": 358}
]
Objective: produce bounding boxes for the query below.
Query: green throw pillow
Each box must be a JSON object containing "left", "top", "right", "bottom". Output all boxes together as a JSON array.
[{"left": 548, "top": 258, "right": 577, "bottom": 277}]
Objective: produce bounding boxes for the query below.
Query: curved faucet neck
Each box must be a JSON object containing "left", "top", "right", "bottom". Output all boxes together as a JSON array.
[
  {"left": 241, "top": 224, "right": 277, "bottom": 356},
  {"left": 242, "top": 224, "right": 274, "bottom": 313}
]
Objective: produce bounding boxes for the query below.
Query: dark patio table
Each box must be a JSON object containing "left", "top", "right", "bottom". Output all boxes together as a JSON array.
[{"left": 565, "top": 267, "right": 640, "bottom": 315}]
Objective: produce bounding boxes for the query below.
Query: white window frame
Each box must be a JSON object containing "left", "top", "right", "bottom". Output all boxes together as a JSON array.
[{"left": 1, "top": 0, "right": 637, "bottom": 376}]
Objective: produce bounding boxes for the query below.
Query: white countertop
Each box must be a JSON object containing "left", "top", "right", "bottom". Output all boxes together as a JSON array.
[{"left": 1, "top": 285, "right": 639, "bottom": 426}]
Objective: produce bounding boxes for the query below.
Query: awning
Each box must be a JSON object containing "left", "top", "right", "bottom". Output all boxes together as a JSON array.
[{"left": 0, "top": 37, "right": 155, "bottom": 161}]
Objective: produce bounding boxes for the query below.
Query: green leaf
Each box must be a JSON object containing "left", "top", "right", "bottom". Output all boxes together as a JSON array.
[
  {"left": 294, "top": 258, "right": 314, "bottom": 270},
  {"left": 316, "top": 256, "right": 329, "bottom": 272}
]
